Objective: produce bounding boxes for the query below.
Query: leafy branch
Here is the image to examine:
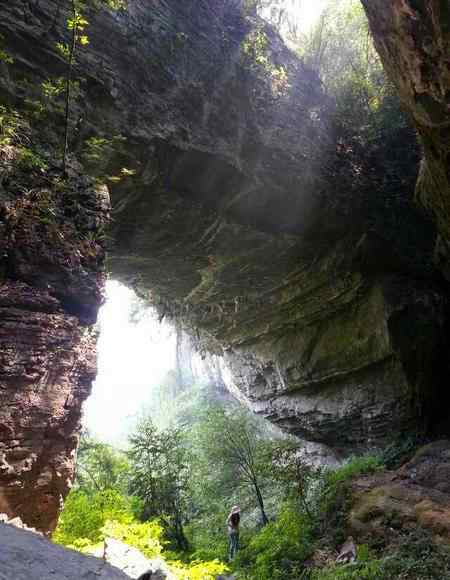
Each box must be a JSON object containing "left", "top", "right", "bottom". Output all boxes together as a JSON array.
[{"left": 62, "top": 0, "right": 89, "bottom": 172}]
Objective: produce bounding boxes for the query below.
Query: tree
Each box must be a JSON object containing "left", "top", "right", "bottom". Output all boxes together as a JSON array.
[
  {"left": 76, "top": 432, "right": 130, "bottom": 494},
  {"left": 128, "top": 417, "right": 190, "bottom": 551},
  {"left": 192, "top": 406, "right": 273, "bottom": 527},
  {"left": 61, "top": 0, "right": 126, "bottom": 171},
  {"left": 268, "top": 440, "right": 319, "bottom": 520},
  {"left": 62, "top": 0, "right": 89, "bottom": 171}
]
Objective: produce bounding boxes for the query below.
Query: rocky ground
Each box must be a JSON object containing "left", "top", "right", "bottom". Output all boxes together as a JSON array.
[
  {"left": 0, "top": 521, "right": 128, "bottom": 580},
  {"left": 350, "top": 440, "right": 450, "bottom": 545}
]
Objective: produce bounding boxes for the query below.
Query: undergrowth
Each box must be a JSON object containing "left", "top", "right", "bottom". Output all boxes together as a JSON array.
[{"left": 232, "top": 454, "right": 383, "bottom": 579}]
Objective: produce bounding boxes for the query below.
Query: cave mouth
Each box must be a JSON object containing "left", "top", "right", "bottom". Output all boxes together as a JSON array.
[
  {"left": 83, "top": 280, "right": 179, "bottom": 443},
  {"left": 83, "top": 280, "right": 228, "bottom": 443}
]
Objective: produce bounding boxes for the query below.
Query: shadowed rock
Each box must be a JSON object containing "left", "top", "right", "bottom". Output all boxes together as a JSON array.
[{"left": 362, "top": 0, "right": 450, "bottom": 277}]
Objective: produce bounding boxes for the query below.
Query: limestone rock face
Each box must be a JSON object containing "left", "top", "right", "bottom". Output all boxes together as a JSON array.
[{"left": 0, "top": 0, "right": 449, "bottom": 531}]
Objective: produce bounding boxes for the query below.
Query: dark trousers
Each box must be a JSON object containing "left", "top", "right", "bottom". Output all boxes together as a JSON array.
[{"left": 228, "top": 530, "right": 239, "bottom": 560}]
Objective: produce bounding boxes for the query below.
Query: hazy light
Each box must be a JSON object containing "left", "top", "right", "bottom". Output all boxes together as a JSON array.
[
  {"left": 261, "top": 0, "right": 328, "bottom": 35},
  {"left": 293, "top": 0, "right": 328, "bottom": 32},
  {"left": 82, "top": 280, "right": 176, "bottom": 445}
]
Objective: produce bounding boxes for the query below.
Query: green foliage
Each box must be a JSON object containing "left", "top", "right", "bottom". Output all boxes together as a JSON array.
[
  {"left": 268, "top": 440, "right": 320, "bottom": 519},
  {"left": 55, "top": 412, "right": 447, "bottom": 580},
  {"left": 0, "top": 50, "right": 13, "bottom": 64},
  {"left": 0, "top": 106, "right": 23, "bottom": 147},
  {"left": 236, "top": 502, "right": 313, "bottom": 580},
  {"left": 91, "top": 0, "right": 127, "bottom": 10},
  {"left": 128, "top": 417, "right": 190, "bottom": 550},
  {"left": 300, "top": 1, "right": 379, "bottom": 94},
  {"left": 241, "top": 27, "right": 269, "bottom": 66},
  {"left": 377, "top": 529, "right": 450, "bottom": 580},
  {"left": 101, "top": 519, "right": 164, "bottom": 559},
  {"left": 0, "top": 33, "right": 13, "bottom": 64},
  {"left": 0, "top": 105, "right": 48, "bottom": 170},
  {"left": 310, "top": 558, "right": 383, "bottom": 580},
  {"left": 17, "top": 147, "right": 48, "bottom": 171},
  {"left": 190, "top": 405, "right": 274, "bottom": 526},
  {"left": 96, "top": 518, "right": 228, "bottom": 579},
  {"left": 81, "top": 134, "right": 130, "bottom": 183},
  {"left": 185, "top": 510, "right": 230, "bottom": 563},
  {"left": 324, "top": 455, "right": 382, "bottom": 487},
  {"left": 76, "top": 433, "right": 131, "bottom": 495},
  {"left": 311, "top": 530, "right": 450, "bottom": 580},
  {"left": 263, "top": 0, "right": 410, "bottom": 143},
  {"left": 82, "top": 135, "right": 126, "bottom": 163},
  {"left": 56, "top": 42, "right": 71, "bottom": 61},
  {"left": 240, "top": 25, "right": 290, "bottom": 96},
  {"left": 53, "top": 488, "right": 135, "bottom": 546},
  {"left": 42, "top": 77, "right": 66, "bottom": 100},
  {"left": 170, "top": 558, "right": 228, "bottom": 580},
  {"left": 67, "top": 11, "right": 89, "bottom": 49},
  {"left": 379, "top": 436, "right": 419, "bottom": 470}
]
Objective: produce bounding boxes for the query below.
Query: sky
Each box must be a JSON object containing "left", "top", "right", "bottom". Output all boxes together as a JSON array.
[
  {"left": 293, "top": 0, "right": 328, "bottom": 31},
  {"left": 261, "top": 0, "right": 328, "bottom": 35},
  {"left": 82, "top": 281, "right": 176, "bottom": 445}
]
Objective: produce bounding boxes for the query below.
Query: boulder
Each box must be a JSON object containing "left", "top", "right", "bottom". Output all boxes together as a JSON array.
[
  {"left": 0, "top": 522, "right": 129, "bottom": 579},
  {"left": 91, "top": 538, "right": 174, "bottom": 580}
]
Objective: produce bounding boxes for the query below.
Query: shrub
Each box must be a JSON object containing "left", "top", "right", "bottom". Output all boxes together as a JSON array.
[
  {"left": 53, "top": 489, "right": 135, "bottom": 546},
  {"left": 379, "top": 529, "right": 450, "bottom": 579},
  {"left": 235, "top": 502, "right": 313, "bottom": 580},
  {"left": 100, "top": 519, "right": 164, "bottom": 559},
  {"left": 325, "top": 455, "right": 383, "bottom": 487},
  {"left": 185, "top": 510, "right": 230, "bottom": 562},
  {"left": 379, "top": 436, "right": 419, "bottom": 470},
  {"left": 170, "top": 559, "right": 228, "bottom": 580},
  {"left": 310, "top": 529, "right": 450, "bottom": 580}
]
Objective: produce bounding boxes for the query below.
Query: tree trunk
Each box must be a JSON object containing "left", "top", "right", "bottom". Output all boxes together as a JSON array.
[
  {"left": 361, "top": 0, "right": 450, "bottom": 276},
  {"left": 174, "top": 516, "right": 189, "bottom": 551},
  {"left": 253, "top": 480, "right": 269, "bottom": 526},
  {"left": 63, "top": 0, "right": 77, "bottom": 172}
]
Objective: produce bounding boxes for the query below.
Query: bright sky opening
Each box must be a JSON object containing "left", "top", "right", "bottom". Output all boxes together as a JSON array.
[
  {"left": 83, "top": 281, "right": 176, "bottom": 445},
  {"left": 295, "top": 0, "right": 328, "bottom": 32},
  {"left": 261, "top": 0, "right": 328, "bottom": 35}
]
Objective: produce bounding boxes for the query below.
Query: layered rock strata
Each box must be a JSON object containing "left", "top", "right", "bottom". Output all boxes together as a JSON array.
[{"left": 0, "top": 155, "right": 109, "bottom": 532}]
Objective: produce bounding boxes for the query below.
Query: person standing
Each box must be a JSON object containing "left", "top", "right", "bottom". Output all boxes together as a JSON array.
[{"left": 227, "top": 505, "right": 241, "bottom": 561}]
